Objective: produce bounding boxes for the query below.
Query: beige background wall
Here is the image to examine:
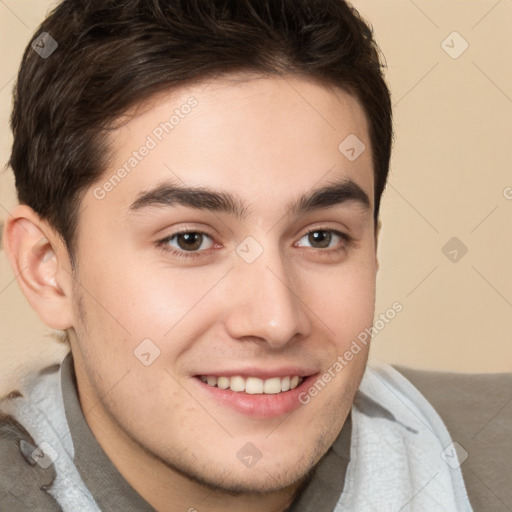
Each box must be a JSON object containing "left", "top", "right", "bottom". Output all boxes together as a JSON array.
[{"left": 1, "top": 1, "right": 511, "bottom": 388}]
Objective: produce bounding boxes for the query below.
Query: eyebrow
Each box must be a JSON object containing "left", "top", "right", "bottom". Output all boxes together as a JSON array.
[{"left": 128, "top": 177, "right": 371, "bottom": 220}]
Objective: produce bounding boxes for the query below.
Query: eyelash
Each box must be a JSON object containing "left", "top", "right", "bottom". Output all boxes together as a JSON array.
[{"left": 156, "top": 227, "right": 353, "bottom": 261}]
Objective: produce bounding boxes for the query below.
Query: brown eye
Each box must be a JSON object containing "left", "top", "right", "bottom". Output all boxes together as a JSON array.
[
  {"left": 297, "top": 229, "right": 348, "bottom": 250},
  {"left": 158, "top": 230, "right": 214, "bottom": 259},
  {"left": 175, "top": 232, "right": 204, "bottom": 251},
  {"left": 307, "top": 230, "right": 332, "bottom": 249}
]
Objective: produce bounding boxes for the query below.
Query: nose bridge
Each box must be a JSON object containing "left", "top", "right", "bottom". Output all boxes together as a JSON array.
[{"left": 224, "top": 239, "right": 311, "bottom": 347}]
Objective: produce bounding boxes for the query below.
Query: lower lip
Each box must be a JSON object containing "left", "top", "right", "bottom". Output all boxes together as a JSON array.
[{"left": 194, "top": 375, "right": 318, "bottom": 418}]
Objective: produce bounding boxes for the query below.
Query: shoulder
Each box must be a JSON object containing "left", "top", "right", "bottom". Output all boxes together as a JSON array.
[
  {"left": 0, "top": 393, "right": 62, "bottom": 511},
  {"left": 392, "top": 364, "right": 512, "bottom": 511}
]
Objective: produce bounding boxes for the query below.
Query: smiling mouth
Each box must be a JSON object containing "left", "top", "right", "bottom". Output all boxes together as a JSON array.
[{"left": 197, "top": 375, "right": 304, "bottom": 394}]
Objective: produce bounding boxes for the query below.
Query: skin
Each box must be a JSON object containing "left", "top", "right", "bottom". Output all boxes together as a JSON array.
[{"left": 4, "top": 74, "right": 379, "bottom": 512}]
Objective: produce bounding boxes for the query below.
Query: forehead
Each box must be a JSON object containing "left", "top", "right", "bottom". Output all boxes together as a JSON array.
[{"left": 87, "top": 74, "right": 373, "bottom": 223}]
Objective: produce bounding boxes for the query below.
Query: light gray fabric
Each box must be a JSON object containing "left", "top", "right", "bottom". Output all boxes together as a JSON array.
[
  {"left": 333, "top": 361, "right": 473, "bottom": 511},
  {"left": 0, "top": 362, "right": 100, "bottom": 511},
  {"left": 393, "top": 365, "right": 512, "bottom": 512}
]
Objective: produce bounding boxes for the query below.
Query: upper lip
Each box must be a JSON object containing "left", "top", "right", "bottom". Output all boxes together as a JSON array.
[{"left": 194, "top": 367, "right": 318, "bottom": 379}]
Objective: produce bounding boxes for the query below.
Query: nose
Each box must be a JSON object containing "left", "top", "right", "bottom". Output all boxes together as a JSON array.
[{"left": 223, "top": 243, "right": 312, "bottom": 349}]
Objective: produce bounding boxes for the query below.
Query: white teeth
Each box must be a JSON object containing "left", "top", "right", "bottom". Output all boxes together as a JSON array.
[
  {"left": 263, "top": 377, "right": 282, "bottom": 394},
  {"left": 217, "top": 376, "right": 230, "bottom": 389},
  {"left": 199, "top": 375, "right": 304, "bottom": 394},
  {"left": 246, "top": 377, "right": 264, "bottom": 394},
  {"left": 230, "top": 376, "right": 245, "bottom": 392}
]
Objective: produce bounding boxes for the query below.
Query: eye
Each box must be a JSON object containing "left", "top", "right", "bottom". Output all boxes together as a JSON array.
[
  {"left": 156, "top": 227, "right": 352, "bottom": 261},
  {"left": 157, "top": 229, "right": 214, "bottom": 260},
  {"left": 296, "top": 228, "right": 351, "bottom": 252}
]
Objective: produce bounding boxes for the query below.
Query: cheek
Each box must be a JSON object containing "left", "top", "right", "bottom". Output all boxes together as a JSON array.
[
  {"left": 75, "top": 249, "right": 199, "bottom": 332},
  {"left": 305, "top": 255, "right": 377, "bottom": 343},
  {"left": 72, "top": 253, "right": 229, "bottom": 376}
]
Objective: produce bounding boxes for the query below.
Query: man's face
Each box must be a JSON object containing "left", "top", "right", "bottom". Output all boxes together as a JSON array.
[{"left": 69, "top": 74, "right": 377, "bottom": 493}]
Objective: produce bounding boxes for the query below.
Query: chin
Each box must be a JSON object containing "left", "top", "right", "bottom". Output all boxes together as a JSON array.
[
  {"left": 158, "top": 432, "right": 331, "bottom": 496},
  {"left": 181, "top": 460, "right": 313, "bottom": 496}
]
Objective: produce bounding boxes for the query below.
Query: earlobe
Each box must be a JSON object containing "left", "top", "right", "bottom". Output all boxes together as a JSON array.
[{"left": 3, "top": 205, "right": 74, "bottom": 329}]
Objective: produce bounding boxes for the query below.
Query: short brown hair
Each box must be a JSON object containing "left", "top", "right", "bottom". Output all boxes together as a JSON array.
[{"left": 9, "top": 0, "right": 392, "bottom": 267}]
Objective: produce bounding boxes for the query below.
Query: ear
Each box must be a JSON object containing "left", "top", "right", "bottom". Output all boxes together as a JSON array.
[
  {"left": 2, "top": 205, "right": 75, "bottom": 329},
  {"left": 375, "top": 218, "right": 382, "bottom": 272}
]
